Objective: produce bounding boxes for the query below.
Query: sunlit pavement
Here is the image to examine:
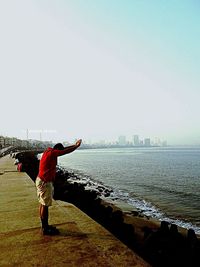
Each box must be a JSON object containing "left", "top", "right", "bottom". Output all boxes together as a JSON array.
[{"left": 0, "top": 155, "right": 150, "bottom": 267}]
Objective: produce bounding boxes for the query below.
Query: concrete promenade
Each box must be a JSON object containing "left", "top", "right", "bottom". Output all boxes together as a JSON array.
[{"left": 0, "top": 155, "right": 150, "bottom": 267}]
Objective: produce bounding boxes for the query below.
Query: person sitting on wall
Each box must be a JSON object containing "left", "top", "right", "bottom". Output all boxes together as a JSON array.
[{"left": 36, "top": 139, "right": 82, "bottom": 235}]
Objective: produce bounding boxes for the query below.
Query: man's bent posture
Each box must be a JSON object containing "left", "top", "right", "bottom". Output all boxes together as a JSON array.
[{"left": 36, "top": 139, "right": 82, "bottom": 235}]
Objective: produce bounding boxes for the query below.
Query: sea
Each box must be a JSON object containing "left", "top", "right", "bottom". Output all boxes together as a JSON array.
[{"left": 58, "top": 147, "right": 200, "bottom": 234}]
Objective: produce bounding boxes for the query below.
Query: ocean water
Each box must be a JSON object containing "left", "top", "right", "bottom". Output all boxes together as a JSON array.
[{"left": 58, "top": 147, "right": 200, "bottom": 234}]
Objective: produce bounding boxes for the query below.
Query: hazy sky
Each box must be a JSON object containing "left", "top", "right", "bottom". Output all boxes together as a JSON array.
[{"left": 1, "top": 0, "right": 200, "bottom": 144}]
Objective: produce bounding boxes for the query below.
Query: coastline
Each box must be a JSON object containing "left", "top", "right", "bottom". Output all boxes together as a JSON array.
[
  {"left": 103, "top": 198, "right": 196, "bottom": 237},
  {"left": 15, "top": 151, "right": 200, "bottom": 266},
  {"left": 58, "top": 146, "right": 200, "bottom": 236},
  {"left": 59, "top": 162, "right": 200, "bottom": 236},
  {"left": 52, "top": 167, "right": 200, "bottom": 266}
]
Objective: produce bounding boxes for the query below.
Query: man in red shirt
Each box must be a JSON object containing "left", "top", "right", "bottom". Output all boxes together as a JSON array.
[{"left": 36, "top": 139, "right": 82, "bottom": 235}]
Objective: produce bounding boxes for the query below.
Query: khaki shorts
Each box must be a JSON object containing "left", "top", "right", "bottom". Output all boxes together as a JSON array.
[{"left": 35, "top": 177, "right": 54, "bottom": 206}]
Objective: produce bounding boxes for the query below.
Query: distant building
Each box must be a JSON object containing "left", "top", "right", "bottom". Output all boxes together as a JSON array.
[
  {"left": 11, "top": 137, "right": 21, "bottom": 146},
  {"left": 154, "top": 137, "right": 161, "bottom": 146},
  {"left": 118, "top": 135, "right": 126, "bottom": 146},
  {"left": 133, "top": 135, "right": 140, "bottom": 146},
  {"left": 4, "top": 137, "right": 12, "bottom": 146},
  {"left": 0, "top": 136, "right": 5, "bottom": 148},
  {"left": 144, "top": 138, "right": 151, "bottom": 146}
]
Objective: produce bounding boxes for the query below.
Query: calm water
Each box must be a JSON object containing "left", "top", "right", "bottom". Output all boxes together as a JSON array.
[{"left": 59, "top": 147, "right": 200, "bottom": 233}]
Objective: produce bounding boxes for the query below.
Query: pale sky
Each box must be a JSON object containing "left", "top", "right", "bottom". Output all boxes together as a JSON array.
[{"left": 1, "top": 0, "right": 200, "bottom": 145}]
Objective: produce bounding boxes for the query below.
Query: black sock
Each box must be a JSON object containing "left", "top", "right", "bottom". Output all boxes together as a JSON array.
[{"left": 41, "top": 218, "right": 49, "bottom": 229}]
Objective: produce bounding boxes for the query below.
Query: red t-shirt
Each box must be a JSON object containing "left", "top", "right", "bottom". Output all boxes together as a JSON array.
[{"left": 38, "top": 147, "right": 67, "bottom": 182}]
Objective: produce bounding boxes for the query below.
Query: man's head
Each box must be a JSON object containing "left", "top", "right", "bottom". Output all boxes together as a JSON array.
[{"left": 53, "top": 143, "right": 64, "bottom": 150}]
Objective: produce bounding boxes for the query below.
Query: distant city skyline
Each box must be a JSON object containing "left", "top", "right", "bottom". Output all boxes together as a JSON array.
[
  {"left": 1, "top": 131, "right": 166, "bottom": 146},
  {"left": 0, "top": 133, "right": 167, "bottom": 149},
  {"left": 1, "top": 1, "right": 200, "bottom": 146},
  {"left": 0, "top": 128, "right": 199, "bottom": 146}
]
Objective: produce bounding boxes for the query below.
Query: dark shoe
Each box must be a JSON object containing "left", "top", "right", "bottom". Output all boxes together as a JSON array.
[
  {"left": 48, "top": 225, "right": 60, "bottom": 233},
  {"left": 43, "top": 226, "right": 60, "bottom": 235}
]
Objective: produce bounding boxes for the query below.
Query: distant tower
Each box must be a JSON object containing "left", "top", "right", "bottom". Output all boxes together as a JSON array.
[
  {"left": 154, "top": 137, "right": 161, "bottom": 146},
  {"left": 118, "top": 135, "right": 126, "bottom": 146},
  {"left": 133, "top": 135, "right": 139, "bottom": 146}
]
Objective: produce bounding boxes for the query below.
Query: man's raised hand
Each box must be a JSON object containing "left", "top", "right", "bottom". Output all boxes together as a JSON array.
[{"left": 75, "top": 139, "right": 82, "bottom": 147}]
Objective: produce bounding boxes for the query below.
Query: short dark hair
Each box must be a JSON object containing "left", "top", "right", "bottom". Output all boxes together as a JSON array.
[{"left": 53, "top": 143, "right": 64, "bottom": 150}]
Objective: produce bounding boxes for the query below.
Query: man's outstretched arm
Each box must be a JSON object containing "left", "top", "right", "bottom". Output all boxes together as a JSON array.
[{"left": 54, "top": 139, "right": 82, "bottom": 156}]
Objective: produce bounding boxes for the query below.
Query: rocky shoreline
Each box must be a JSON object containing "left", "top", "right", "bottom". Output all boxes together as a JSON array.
[{"left": 15, "top": 151, "right": 200, "bottom": 267}]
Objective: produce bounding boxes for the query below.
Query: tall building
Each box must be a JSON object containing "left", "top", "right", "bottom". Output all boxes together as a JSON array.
[
  {"left": 118, "top": 135, "right": 126, "bottom": 146},
  {"left": 133, "top": 135, "right": 140, "bottom": 146},
  {"left": 154, "top": 137, "right": 161, "bottom": 146},
  {"left": 144, "top": 138, "right": 151, "bottom": 146}
]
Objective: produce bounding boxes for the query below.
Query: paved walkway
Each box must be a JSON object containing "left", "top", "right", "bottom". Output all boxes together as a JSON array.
[{"left": 0, "top": 155, "right": 150, "bottom": 267}]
